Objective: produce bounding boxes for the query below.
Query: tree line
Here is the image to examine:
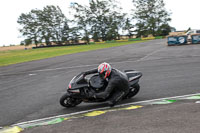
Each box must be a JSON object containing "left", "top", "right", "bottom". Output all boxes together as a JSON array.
[{"left": 18, "top": 0, "right": 172, "bottom": 46}]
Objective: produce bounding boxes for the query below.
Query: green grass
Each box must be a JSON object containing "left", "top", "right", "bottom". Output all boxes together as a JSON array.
[{"left": 0, "top": 40, "right": 145, "bottom": 66}]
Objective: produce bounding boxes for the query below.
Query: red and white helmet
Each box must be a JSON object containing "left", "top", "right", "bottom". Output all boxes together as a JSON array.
[{"left": 98, "top": 62, "right": 112, "bottom": 79}]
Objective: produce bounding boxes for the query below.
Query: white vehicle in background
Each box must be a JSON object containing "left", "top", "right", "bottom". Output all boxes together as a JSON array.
[
  {"left": 186, "top": 29, "right": 200, "bottom": 43},
  {"left": 186, "top": 29, "right": 200, "bottom": 35}
]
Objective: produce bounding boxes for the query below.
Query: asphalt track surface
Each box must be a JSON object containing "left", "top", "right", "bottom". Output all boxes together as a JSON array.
[
  {"left": 22, "top": 99, "right": 200, "bottom": 133},
  {"left": 1, "top": 39, "right": 200, "bottom": 129}
]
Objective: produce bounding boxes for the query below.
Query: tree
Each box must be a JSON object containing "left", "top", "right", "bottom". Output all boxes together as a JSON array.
[
  {"left": 69, "top": 27, "right": 81, "bottom": 44},
  {"left": 17, "top": 10, "right": 42, "bottom": 47},
  {"left": 89, "top": 0, "right": 126, "bottom": 41},
  {"left": 18, "top": 5, "right": 70, "bottom": 46},
  {"left": 20, "top": 39, "right": 32, "bottom": 46},
  {"left": 61, "top": 21, "right": 71, "bottom": 44},
  {"left": 123, "top": 18, "right": 135, "bottom": 38},
  {"left": 41, "top": 6, "right": 68, "bottom": 45},
  {"left": 70, "top": 2, "right": 91, "bottom": 44},
  {"left": 132, "top": 0, "right": 171, "bottom": 37},
  {"left": 157, "top": 23, "right": 172, "bottom": 36},
  {"left": 71, "top": 0, "right": 126, "bottom": 42}
]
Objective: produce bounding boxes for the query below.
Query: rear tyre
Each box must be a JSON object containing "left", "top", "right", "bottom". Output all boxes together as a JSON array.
[
  {"left": 60, "top": 93, "right": 82, "bottom": 108},
  {"left": 126, "top": 83, "right": 140, "bottom": 99}
]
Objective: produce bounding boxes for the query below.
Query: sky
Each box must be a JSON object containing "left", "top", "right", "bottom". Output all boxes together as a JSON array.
[{"left": 0, "top": 0, "right": 200, "bottom": 46}]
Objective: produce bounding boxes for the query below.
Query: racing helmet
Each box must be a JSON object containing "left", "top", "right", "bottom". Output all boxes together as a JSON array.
[{"left": 98, "top": 62, "right": 112, "bottom": 79}]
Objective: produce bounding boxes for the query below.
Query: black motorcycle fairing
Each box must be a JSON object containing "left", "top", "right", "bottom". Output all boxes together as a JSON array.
[
  {"left": 125, "top": 70, "right": 142, "bottom": 82},
  {"left": 74, "top": 74, "right": 88, "bottom": 84},
  {"left": 129, "top": 79, "right": 139, "bottom": 86},
  {"left": 68, "top": 74, "right": 88, "bottom": 89}
]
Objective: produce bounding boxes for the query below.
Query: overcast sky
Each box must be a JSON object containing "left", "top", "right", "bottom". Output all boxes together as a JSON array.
[{"left": 0, "top": 0, "right": 200, "bottom": 46}]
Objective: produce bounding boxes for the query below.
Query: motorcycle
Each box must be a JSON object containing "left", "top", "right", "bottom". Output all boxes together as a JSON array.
[{"left": 60, "top": 70, "right": 142, "bottom": 108}]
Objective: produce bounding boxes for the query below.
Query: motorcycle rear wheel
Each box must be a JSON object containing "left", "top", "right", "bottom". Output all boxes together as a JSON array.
[
  {"left": 60, "top": 93, "right": 82, "bottom": 108},
  {"left": 126, "top": 83, "right": 140, "bottom": 99}
]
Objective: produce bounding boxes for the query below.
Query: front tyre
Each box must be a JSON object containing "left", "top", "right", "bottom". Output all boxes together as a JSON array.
[
  {"left": 126, "top": 83, "right": 140, "bottom": 99},
  {"left": 60, "top": 93, "right": 82, "bottom": 108}
]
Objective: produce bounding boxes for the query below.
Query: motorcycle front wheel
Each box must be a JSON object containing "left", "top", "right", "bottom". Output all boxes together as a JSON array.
[{"left": 60, "top": 93, "right": 82, "bottom": 108}]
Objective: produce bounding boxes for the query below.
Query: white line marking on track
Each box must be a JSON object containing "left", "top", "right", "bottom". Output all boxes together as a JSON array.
[
  {"left": 14, "top": 106, "right": 110, "bottom": 126},
  {"left": 32, "top": 64, "right": 98, "bottom": 72},
  {"left": 13, "top": 93, "right": 200, "bottom": 127},
  {"left": 31, "top": 48, "right": 166, "bottom": 73},
  {"left": 136, "top": 47, "right": 166, "bottom": 62},
  {"left": 29, "top": 74, "right": 36, "bottom": 76},
  {"left": 116, "top": 93, "right": 200, "bottom": 107}
]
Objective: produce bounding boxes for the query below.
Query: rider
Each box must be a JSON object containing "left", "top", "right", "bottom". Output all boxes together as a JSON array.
[{"left": 82, "top": 62, "right": 129, "bottom": 107}]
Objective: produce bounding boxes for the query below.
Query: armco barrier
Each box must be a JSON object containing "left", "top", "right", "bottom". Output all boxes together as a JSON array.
[
  {"left": 95, "top": 41, "right": 105, "bottom": 44},
  {"left": 141, "top": 37, "right": 155, "bottom": 40},
  {"left": 89, "top": 42, "right": 95, "bottom": 44},
  {"left": 128, "top": 38, "right": 141, "bottom": 41},
  {"left": 106, "top": 40, "right": 116, "bottom": 43},
  {"left": 32, "top": 43, "right": 87, "bottom": 49},
  {"left": 92, "top": 36, "right": 160, "bottom": 44},
  {"left": 116, "top": 39, "right": 129, "bottom": 42},
  {"left": 155, "top": 36, "right": 163, "bottom": 39}
]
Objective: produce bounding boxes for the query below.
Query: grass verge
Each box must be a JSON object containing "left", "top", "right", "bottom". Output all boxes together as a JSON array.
[{"left": 0, "top": 41, "right": 145, "bottom": 66}]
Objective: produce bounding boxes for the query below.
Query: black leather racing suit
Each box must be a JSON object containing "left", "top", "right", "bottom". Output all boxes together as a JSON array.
[{"left": 84, "top": 68, "right": 129, "bottom": 106}]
